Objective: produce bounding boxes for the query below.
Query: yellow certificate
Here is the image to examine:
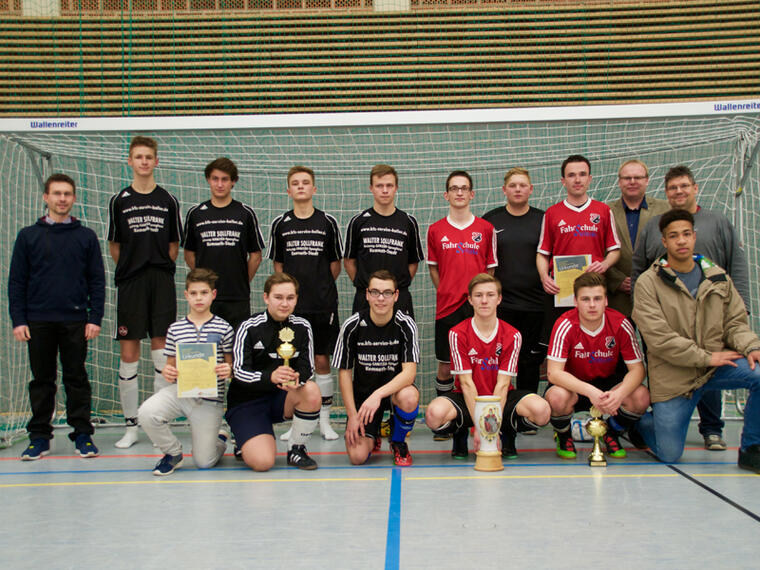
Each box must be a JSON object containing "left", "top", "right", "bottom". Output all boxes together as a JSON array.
[
  {"left": 176, "top": 342, "right": 217, "bottom": 398},
  {"left": 553, "top": 254, "right": 591, "bottom": 307}
]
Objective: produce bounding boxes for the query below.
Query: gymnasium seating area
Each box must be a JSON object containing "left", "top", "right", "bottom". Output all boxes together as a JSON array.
[{"left": 2, "top": 0, "right": 759, "bottom": 116}]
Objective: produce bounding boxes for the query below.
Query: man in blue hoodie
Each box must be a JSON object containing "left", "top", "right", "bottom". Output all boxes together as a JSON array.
[{"left": 8, "top": 173, "right": 106, "bottom": 460}]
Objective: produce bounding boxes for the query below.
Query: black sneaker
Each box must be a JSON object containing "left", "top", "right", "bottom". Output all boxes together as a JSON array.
[
  {"left": 738, "top": 444, "right": 760, "bottom": 473},
  {"left": 603, "top": 431, "right": 627, "bottom": 458},
  {"left": 21, "top": 438, "right": 50, "bottom": 461},
  {"left": 554, "top": 430, "right": 577, "bottom": 459},
  {"left": 74, "top": 434, "right": 100, "bottom": 458},
  {"left": 287, "top": 444, "right": 318, "bottom": 470},
  {"left": 451, "top": 429, "right": 469, "bottom": 459},
  {"left": 624, "top": 424, "right": 648, "bottom": 450},
  {"left": 501, "top": 431, "right": 518, "bottom": 459},
  {"left": 153, "top": 453, "right": 183, "bottom": 476},
  {"left": 233, "top": 445, "right": 243, "bottom": 461},
  {"left": 390, "top": 440, "right": 413, "bottom": 466}
]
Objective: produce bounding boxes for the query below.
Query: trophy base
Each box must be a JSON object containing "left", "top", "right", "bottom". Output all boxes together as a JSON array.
[
  {"left": 588, "top": 455, "right": 607, "bottom": 467},
  {"left": 474, "top": 451, "right": 504, "bottom": 472}
]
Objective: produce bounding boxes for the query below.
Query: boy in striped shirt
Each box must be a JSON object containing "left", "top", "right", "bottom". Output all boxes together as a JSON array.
[{"left": 138, "top": 268, "right": 234, "bottom": 475}]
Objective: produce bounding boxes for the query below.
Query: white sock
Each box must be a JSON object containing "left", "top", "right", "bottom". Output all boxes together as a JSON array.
[
  {"left": 315, "top": 373, "right": 339, "bottom": 440},
  {"left": 152, "top": 349, "right": 169, "bottom": 393},
  {"left": 288, "top": 409, "right": 319, "bottom": 449},
  {"left": 118, "top": 360, "right": 139, "bottom": 421}
]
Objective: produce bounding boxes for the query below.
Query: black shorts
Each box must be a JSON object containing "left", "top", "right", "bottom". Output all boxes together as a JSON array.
[
  {"left": 211, "top": 299, "right": 250, "bottom": 332},
  {"left": 296, "top": 311, "right": 339, "bottom": 356},
  {"left": 434, "top": 301, "right": 474, "bottom": 362},
  {"left": 441, "top": 389, "right": 533, "bottom": 432},
  {"left": 353, "top": 287, "right": 414, "bottom": 319},
  {"left": 224, "top": 391, "right": 289, "bottom": 446},
  {"left": 114, "top": 267, "right": 176, "bottom": 340},
  {"left": 545, "top": 371, "right": 625, "bottom": 412},
  {"left": 351, "top": 392, "right": 393, "bottom": 440}
]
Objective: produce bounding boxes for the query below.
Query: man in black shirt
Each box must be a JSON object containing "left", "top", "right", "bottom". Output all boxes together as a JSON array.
[
  {"left": 107, "top": 136, "right": 182, "bottom": 448},
  {"left": 483, "top": 167, "right": 548, "bottom": 395},
  {"left": 344, "top": 164, "right": 424, "bottom": 317},
  {"left": 334, "top": 270, "right": 420, "bottom": 466},
  {"left": 184, "top": 157, "right": 264, "bottom": 330},
  {"left": 269, "top": 166, "right": 342, "bottom": 441},
  {"left": 227, "top": 272, "right": 322, "bottom": 471}
]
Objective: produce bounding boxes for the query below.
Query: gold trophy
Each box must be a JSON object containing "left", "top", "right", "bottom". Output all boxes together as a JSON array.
[
  {"left": 585, "top": 406, "right": 607, "bottom": 467},
  {"left": 474, "top": 395, "right": 504, "bottom": 472},
  {"left": 276, "top": 327, "right": 297, "bottom": 386}
]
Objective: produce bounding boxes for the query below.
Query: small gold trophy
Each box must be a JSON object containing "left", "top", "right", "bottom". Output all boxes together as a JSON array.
[
  {"left": 585, "top": 406, "right": 607, "bottom": 467},
  {"left": 276, "top": 327, "right": 297, "bottom": 386}
]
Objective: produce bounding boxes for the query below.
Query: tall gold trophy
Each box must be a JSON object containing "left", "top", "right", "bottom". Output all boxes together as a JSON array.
[
  {"left": 276, "top": 327, "right": 297, "bottom": 386},
  {"left": 474, "top": 395, "right": 504, "bottom": 472},
  {"left": 585, "top": 406, "right": 607, "bottom": 467}
]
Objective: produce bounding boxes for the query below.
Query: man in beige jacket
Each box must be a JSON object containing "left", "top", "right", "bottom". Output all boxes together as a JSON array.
[{"left": 633, "top": 209, "right": 760, "bottom": 471}]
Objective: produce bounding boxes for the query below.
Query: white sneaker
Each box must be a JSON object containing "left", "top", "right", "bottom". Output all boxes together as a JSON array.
[
  {"left": 320, "top": 409, "right": 339, "bottom": 441},
  {"left": 279, "top": 426, "right": 292, "bottom": 441},
  {"left": 114, "top": 425, "right": 139, "bottom": 449}
]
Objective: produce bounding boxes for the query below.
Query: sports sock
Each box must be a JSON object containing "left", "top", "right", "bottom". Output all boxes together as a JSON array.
[
  {"left": 432, "top": 420, "right": 457, "bottom": 437},
  {"left": 288, "top": 408, "right": 319, "bottom": 449},
  {"left": 152, "top": 349, "right": 169, "bottom": 393},
  {"left": 608, "top": 407, "right": 643, "bottom": 433},
  {"left": 391, "top": 405, "right": 418, "bottom": 442},
  {"left": 315, "top": 373, "right": 339, "bottom": 440},
  {"left": 118, "top": 360, "right": 139, "bottom": 422},
  {"left": 515, "top": 414, "right": 541, "bottom": 433},
  {"left": 435, "top": 377, "right": 454, "bottom": 396},
  {"left": 550, "top": 413, "right": 572, "bottom": 433}
]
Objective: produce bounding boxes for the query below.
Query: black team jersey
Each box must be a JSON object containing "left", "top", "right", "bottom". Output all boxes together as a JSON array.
[
  {"left": 267, "top": 208, "right": 342, "bottom": 314},
  {"left": 183, "top": 200, "right": 265, "bottom": 302},
  {"left": 107, "top": 185, "right": 182, "bottom": 285},
  {"left": 331, "top": 309, "right": 419, "bottom": 399},
  {"left": 344, "top": 208, "right": 424, "bottom": 290},
  {"left": 482, "top": 205, "right": 547, "bottom": 312},
  {"left": 228, "top": 311, "right": 315, "bottom": 409}
]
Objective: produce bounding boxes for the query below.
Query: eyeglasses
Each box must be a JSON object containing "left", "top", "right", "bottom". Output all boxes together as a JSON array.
[
  {"left": 619, "top": 176, "right": 647, "bottom": 182},
  {"left": 447, "top": 186, "right": 471, "bottom": 194},
  {"left": 368, "top": 289, "right": 396, "bottom": 299},
  {"left": 666, "top": 183, "right": 693, "bottom": 192}
]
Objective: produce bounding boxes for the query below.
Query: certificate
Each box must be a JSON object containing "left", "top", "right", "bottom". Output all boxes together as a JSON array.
[
  {"left": 176, "top": 342, "right": 217, "bottom": 398},
  {"left": 553, "top": 254, "right": 591, "bottom": 307}
]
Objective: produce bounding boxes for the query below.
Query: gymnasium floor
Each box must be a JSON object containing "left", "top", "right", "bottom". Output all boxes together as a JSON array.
[{"left": 1, "top": 420, "right": 758, "bottom": 570}]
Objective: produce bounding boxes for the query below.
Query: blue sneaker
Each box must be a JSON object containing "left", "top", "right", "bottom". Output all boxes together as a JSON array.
[
  {"left": 74, "top": 434, "right": 100, "bottom": 458},
  {"left": 153, "top": 453, "right": 183, "bottom": 476},
  {"left": 21, "top": 438, "right": 50, "bottom": 461}
]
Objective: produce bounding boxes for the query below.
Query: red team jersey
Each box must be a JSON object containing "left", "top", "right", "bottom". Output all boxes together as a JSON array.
[
  {"left": 449, "top": 318, "right": 521, "bottom": 395},
  {"left": 547, "top": 307, "right": 642, "bottom": 382},
  {"left": 537, "top": 199, "right": 620, "bottom": 266},
  {"left": 427, "top": 216, "right": 497, "bottom": 319}
]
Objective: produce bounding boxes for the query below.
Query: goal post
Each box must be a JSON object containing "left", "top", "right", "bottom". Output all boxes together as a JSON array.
[{"left": 1, "top": 101, "right": 758, "bottom": 444}]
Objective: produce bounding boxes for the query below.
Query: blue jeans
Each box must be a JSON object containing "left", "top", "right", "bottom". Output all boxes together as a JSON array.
[{"left": 638, "top": 358, "right": 760, "bottom": 463}]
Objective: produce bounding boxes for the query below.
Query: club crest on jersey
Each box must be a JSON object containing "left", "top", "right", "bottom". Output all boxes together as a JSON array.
[
  {"left": 118, "top": 326, "right": 128, "bottom": 337},
  {"left": 590, "top": 213, "right": 601, "bottom": 224},
  {"left": 605, "top": 336, "right": 616, "bottom": 349},
  {"left": 495, "top": 343, "right": 502, "bottom": 356},
  {"left": 471, "top": 232, "right": 482, "bottom": 243}
]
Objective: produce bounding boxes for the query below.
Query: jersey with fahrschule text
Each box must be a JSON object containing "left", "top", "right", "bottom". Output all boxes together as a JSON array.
[
  {"left": 449, "top": 317, "right": 521, "bottom": 395},
  {"left": 332, "top": 309, "right": 419, "bottom": 399},
  {"left": 268, "top": 208, "right": 342, "bottom": 314},
  {"left": 107, "top": 185, "right": 182, "bottom": 285},
  {"left": 344, "top": 207, "right": 424, "bottom": 290},
  {"left": 547, "top": 307, "right": 642, "bottom": 382},
  {"left": 537, "top": 199, "right": 620, "bottom": 269},
  {"left": 183, "top": 199, "right": 264, "bottom": 302},
  {"left": 427, "top": 215, "right": 497, "bottom": 319}
]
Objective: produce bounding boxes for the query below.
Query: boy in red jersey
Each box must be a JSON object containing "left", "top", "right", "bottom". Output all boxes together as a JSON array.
[
  {"left": 545, "top": 272, "right": 649, "bottom": 459},
  {"left": 427, "top": 171, "right": 497, "bottom": 402},
  {"left": 425, "top": 274, "right": 550, "bottom": 459}
]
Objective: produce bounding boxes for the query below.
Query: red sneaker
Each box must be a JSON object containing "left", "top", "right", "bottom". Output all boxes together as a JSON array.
[{"left": 391, "top": 440, "right": 413, "bottom": 466}]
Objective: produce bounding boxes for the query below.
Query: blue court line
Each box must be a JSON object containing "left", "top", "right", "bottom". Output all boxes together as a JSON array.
[
  {"left": 0, "top": 460, "right": 739, "bottom": 477},
  {"left": 384, "top": 467, "right": 401, "bottom": 570}
]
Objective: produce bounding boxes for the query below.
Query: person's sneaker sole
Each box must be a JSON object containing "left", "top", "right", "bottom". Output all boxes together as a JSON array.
[
  {"left": 704, "top": 435, "right": 727, "bottom": 451},
  {"left": 607, "top": 449, "right": 627, "bottom": 459},
  {"left": 153, "top": 457, "right": 184, "bottom": 476},
  {"left": 20, "top": 448, "right": 50, "bottom": 461}
]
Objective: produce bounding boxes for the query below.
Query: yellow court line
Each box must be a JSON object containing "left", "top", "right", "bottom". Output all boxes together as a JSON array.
[
  {"left": 0, "top": 476, "right": 387, "bottom": 489},
  {"left": 406, "top": 473, "right": 759, "bottom": 481}
]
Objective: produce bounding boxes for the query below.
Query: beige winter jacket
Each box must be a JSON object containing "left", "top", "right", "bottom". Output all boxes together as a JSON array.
[{"left": 633, "top": 255, "right": 760, "bottom": 403}]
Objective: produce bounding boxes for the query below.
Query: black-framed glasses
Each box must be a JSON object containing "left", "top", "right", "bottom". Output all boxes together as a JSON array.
[{"left": 368, "top": 289, "right": 396, "bottom": 299}]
